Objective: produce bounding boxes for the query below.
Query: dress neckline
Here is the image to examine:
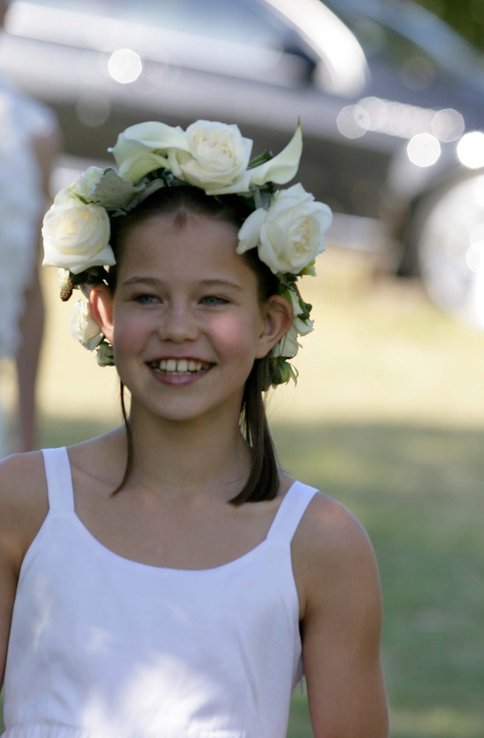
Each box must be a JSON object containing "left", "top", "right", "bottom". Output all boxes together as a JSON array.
[{"left": 66, "top": 480, "right": 301, "bottom": 575}]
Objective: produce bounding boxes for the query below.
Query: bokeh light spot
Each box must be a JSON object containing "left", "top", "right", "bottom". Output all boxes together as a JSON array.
[{"left": 108, "top": 48, "right": 142, "bottom": 84}]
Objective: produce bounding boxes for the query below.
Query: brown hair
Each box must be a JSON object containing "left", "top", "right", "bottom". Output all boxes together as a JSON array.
[{"left": 108, "top": 185, "right": 281, "bottom": 505}]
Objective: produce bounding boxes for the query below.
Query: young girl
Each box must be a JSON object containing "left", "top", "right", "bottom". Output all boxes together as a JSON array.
[{"left": 0, "top": 119, "right": 388, "bottom": 737}]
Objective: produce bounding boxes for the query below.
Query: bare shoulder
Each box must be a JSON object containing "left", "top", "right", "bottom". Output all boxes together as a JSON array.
[
  {"left": 0, "top": 450, "right": 48, "bottom": 514},
  {"left": 0, "top": 451, "right": 48, "bottom": 572},
  {"left": 294, "top": 490, "right": 378, "bottom": 566},
  {"left": 293, "top": 491, "right": 382, "bottom": 619}
]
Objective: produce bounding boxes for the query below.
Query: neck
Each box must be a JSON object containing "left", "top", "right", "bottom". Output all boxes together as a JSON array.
[{"left": 120, "top": 409, "right": 253, "bottom": 501}]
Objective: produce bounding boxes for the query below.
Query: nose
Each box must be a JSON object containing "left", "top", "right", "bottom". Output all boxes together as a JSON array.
[{"left": 158, "top": 301, "right": 199, "bottom": 343}]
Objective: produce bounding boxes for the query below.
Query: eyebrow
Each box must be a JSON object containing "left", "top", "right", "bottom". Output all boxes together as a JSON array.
[{"left": 121, "top": 276, "right": 244, "bottom": 291}]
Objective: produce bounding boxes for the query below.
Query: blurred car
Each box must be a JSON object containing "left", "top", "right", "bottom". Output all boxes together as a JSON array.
[
  {"left": 324, "top": 0, "right": 484, "bottom": 325},
  {"left": 2, "top": 0, "right": 483, "bottom": 323}
]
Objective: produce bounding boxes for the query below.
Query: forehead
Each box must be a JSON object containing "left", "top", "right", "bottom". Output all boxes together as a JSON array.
[
  {"left": 116, "top": 211, "right": 253, "bottom": 280},
  {"left": 121, "top": 211, "right": 236, "bottom": 254},
  {"left": 127, "top": 209, "right": 236, "bottom": 236}
]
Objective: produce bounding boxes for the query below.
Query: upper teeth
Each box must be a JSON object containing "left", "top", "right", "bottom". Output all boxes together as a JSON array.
[{"left": 156, "top": 359, "right": 207, "bottom": 373}]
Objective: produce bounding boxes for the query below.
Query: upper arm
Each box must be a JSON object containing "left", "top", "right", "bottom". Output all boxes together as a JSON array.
[
  {"left": 0, "top": 533, "right": 18, "bottom": 687},
  {"left": 294, "top": 496, "right": 389, "bottom": 738},
  {"left": 0, "top": 453, "right": 48, "bottom": 687}
]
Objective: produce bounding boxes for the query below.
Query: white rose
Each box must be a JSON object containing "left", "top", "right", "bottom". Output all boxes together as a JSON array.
[
  {"left": 42, "top": 189, "right": 115, "bottom": 275},
  {"left": 70, "top": 166, "right": 105, "bottom": 200},
  {"left": 70, "top": 299, "right": 104, "bottom": 350},
  {"left": 207, "top": 123, "right": 302, "bottom": 195},
  {"left": 237, "top": 183, "right": 332, "bottom": 275},
  {"left": 111, "top": 121, "right": 188, "bottom": 181},
  {"left": 271, "top": 316, "right": 314, "bottom": 359},
  {"left": 170, "top": 120, "right": 252, "bottom": 191}
]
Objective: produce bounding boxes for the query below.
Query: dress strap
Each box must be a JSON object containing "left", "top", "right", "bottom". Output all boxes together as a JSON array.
[
  {"left": 41, "top": 447, "right": 75, "bottom": 512},
  {"left": 267, "top": 481, "right": 319, "bottom": 543}
]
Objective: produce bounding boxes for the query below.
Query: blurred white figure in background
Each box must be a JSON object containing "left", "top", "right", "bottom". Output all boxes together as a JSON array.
[
  {"left": 472, "top": 253, "right": 484, "bottom": 329},
  {"left": 0, "top": 0, "right": 60, "bottom": 454}
]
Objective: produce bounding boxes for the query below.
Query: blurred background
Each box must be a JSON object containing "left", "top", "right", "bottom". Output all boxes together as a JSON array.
[{"left": 0, "top": 1, "right": 483, "bottom": 737}]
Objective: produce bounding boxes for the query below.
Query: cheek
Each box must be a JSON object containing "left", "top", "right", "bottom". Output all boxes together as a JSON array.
[
  {"left": 111, "top": 308, "right": 155, "bottom": 348},
  {"left": 211, "top": 312, "right": 264, "bottom": 353}
]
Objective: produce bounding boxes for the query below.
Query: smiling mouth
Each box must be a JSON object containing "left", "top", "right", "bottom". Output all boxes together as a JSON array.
[{"left": 148, "top": 359, "right": 211, "bottom": 374}]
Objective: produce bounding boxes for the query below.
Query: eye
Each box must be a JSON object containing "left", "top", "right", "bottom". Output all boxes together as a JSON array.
[
  {"left": 133, "top": 293, "right": 161, "bottom": 305},
  {"left": 200, "top": 295, "right": 229, "bottom": 306}
]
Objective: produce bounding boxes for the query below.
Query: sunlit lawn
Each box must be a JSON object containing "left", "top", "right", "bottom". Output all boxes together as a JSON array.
[
  {"left": 280, "top": 421, "right": 484, "bottom": 738},
  {"left": 1, "top": 248, "right": 483, "bottom": 737}
]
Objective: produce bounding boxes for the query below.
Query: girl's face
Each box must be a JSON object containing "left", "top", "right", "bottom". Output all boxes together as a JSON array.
[{"left": 92, "top": 212, "right": 290, "bottom": 427}]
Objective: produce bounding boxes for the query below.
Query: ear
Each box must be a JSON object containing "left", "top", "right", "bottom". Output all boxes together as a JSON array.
[
  {"left": 88, "top": 285, "right": 115, "bottom": 344},
  {"left": 256, "top": 294, "right": 293, "bottom": 359}
]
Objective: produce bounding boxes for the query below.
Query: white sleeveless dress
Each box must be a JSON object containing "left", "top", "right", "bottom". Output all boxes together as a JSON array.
[{"left": 2, "top": 447, "right": 319, "bottom": 738}]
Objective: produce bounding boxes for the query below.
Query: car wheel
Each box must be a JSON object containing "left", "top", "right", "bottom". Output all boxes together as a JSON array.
[{"left": 410, "top": 173, "right": 484, "bottom": 327}]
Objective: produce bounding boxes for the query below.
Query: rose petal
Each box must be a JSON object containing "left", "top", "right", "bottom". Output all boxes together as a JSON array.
[
  {"left": 236, "top": 208, "right": 267, "bottom": 255},
  {"left": 112, "top": 121, "right": 187, "bottom": 158},
  {"left": 111, "top": 121, "right": 188, "bottom": 181}
]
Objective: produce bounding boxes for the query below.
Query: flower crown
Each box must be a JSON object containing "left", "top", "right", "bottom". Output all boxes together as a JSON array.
[{"left": 42, "top": 119, "right": 332, "bottom": 386}]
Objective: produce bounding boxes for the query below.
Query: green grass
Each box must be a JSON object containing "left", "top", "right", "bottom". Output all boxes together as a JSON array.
[{"left": 277, "top": 421, "right": 484, "bottom": 738}]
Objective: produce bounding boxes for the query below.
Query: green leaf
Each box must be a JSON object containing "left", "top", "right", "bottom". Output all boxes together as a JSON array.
[{"left": 248, "top": 149, "right": 274, "bottom": 169}]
